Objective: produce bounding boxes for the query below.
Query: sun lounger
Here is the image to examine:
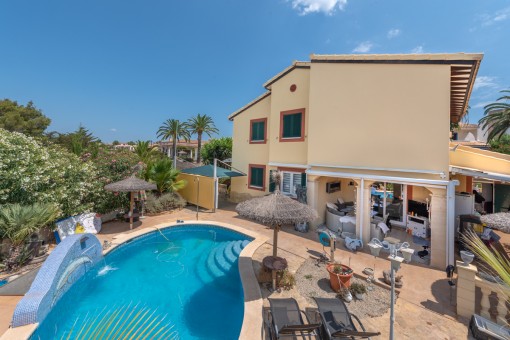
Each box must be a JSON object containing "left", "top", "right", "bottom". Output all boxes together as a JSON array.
[
  {"left": 266, "top": 298, "right": 321, "bottom": 339},
  {"left": 313, "top": 297, "right": 380, "bottom": 339}
]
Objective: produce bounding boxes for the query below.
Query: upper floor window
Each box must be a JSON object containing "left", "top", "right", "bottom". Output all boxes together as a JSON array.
[
  {"left": 250, "top": 118, "right": 267, "bottom": 144},
  {"left": 280, "top": 109, "right": 305, "bottom": 142},
  {"left": 248, "top": 164, "right": 265, "bottom": 191}
]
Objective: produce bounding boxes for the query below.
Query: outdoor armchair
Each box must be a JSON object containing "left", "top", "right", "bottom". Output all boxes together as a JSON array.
[
  {"left": 266, "top": 298, "right": 321, "bottom": 339},
  {"left": 313, "top": 297, "right": 380, "bottom": 339}
]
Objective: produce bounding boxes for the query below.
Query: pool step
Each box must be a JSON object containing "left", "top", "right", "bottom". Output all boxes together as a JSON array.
[
  {"left": 196, "top": 250, "right": 214, "bottom": 284},
  {"left": 196, "top": 240, "right": 251, "bottom": 287}
]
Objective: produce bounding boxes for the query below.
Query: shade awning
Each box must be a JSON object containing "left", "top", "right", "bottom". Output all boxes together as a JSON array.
[
  {"left": 181, "top": 165, "right": 245, "bottom": 178},
  {"left": 450, "top": 166, "right": 510, "bottom": 183}
]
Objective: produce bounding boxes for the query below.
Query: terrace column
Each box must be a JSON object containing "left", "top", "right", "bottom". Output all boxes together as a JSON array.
[
  {"left": 306, "top": 176, "right": 321, "bottom": 227},
  {"left": 354, "top": 179, "right": 374, "bottom": 244},
  {"left": 456, "top": 260, "right": 477, "bottom": 319},
  {"left": 426, "top": 187, "right": 448, "bottom": 269}
]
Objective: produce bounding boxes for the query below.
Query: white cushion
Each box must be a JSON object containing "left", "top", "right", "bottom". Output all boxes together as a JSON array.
[
  {"left": 55, "top": 213, "right": 102, "bottom": 240},
  {"left": 337, "top": 197, "right": 345, "bottom": 204},
  {"left": 326, "top": 202, "right": 338, "bottom": 210}
]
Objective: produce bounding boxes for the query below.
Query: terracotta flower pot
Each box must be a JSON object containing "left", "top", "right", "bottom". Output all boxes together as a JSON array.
[{"left": 326, "top": 263, "right": 353, "bottom": 292}]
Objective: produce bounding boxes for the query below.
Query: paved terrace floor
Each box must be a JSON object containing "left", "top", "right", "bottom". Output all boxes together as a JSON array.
[{"left": 0, "top": 203, "right": 471, "bottom": 339}]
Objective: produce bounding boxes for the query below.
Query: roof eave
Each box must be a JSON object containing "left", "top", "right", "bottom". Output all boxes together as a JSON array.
[{"left": 228, "top": 91, "right": 271, "bottom": 121}]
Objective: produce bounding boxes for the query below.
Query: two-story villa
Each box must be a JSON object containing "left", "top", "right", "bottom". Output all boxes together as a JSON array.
[{"left": 228, "top": 53, "right": 510, "bottom": 269}]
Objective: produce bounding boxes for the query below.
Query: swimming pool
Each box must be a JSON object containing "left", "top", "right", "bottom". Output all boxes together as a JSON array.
[{"left": 30, "top": 225, "right": 252, "bottom": 340}]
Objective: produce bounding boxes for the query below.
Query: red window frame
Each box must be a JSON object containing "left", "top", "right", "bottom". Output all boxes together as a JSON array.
[
  {"left": 279, "top": 108, "right": 305, "bottom": 142},
  {"left": 248, "top": 164, "right": 266, "bottom": 191},
  {"left": 249, "top": 118, "right": 267, "bottom": 144}
]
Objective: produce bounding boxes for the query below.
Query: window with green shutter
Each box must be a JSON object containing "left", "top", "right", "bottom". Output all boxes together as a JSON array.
[
  {"left": 249, "top": 165, "right": 265, "bottom": 190},
  {"left": 250, "top": 119, "right": 266, "bottom": 143},
  {"left": 280, "top": 109, "right": 304, "bottom": 141}
]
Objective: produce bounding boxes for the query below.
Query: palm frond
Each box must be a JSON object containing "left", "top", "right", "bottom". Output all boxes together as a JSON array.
[
  {"left": 62, "top": 304, "right": 178, "bottom": 340},
  {"left": 462, "top": 231, "right": 510, "bottom": 300}
]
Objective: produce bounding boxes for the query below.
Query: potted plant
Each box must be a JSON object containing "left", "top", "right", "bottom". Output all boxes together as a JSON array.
[
  {"left": 326, "top": 263, "right": 353, "bottom": 291},
  {"left": 350, "top": 282, "right": 367, "bottom": 300}
]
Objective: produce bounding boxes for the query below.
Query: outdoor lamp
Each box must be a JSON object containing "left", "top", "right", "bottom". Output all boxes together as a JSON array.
[{"left": 388, "top": 254, "right": 404, "bottom": 271}]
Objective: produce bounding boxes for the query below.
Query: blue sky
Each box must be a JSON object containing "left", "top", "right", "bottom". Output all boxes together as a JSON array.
[{"left": 0, "top": 0, "right": 508, "bottom": 142}]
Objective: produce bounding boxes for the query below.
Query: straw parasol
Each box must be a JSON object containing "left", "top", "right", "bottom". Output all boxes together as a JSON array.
[
  {"left": 236, "top": 172, "right": 317, "bottom": 289},
  {"left": 481, "top": 212, "right": 510, "bottom": 233},
  {"left": 104, "top": 175, "right": 156, "bottom": 229}
]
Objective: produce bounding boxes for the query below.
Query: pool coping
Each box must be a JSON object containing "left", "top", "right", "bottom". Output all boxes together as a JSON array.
[{"left": 1, "top": 220, "right": 268, "bottom": 340}]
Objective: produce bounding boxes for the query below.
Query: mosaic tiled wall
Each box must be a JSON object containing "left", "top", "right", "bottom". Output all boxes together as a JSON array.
[{"left": 12, "top": 233, "right": 102, "bottom": 327}]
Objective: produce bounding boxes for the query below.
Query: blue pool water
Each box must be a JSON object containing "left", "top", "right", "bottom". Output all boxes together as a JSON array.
[{"left": 30, "top": 225, "right": 251, "bottom": 340}]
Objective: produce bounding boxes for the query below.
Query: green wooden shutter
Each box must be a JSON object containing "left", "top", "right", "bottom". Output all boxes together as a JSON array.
[
  {"left": 282, "top": 113, "right": 302, "bottom": 138},
  {"left": 300, "top": 172, "right": 307, "bottom": 188},
  {"left": 269, "top": 170, "right": 275, "bottom": 192}
]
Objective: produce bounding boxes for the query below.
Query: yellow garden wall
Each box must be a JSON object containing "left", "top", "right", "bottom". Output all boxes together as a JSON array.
[
  {"left": 177, "top": 174, "right": 215, "bottom": 210},
  {"left": 308, "top": 63, "right": 451, "bottom": 176}
]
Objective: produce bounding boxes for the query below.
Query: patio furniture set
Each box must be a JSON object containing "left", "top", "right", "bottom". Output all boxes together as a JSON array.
[{"left": 265, "top": 297, "right": 380, "bottom": 339}]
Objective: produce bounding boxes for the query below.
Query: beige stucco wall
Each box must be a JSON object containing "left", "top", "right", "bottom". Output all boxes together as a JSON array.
[
  {"left": 307, "top": 63, "right": 451, "bottom": 177},
  {"left": 314, "top": 177, "right": 357, "bottom": 226},
  {"left": 230, "top": 95, "right": 271, "bottom": 202},
  {"left": 268, "top": 68, "right": 310, "bottom": 166},
  {"left": 411, "top": 185, "right": 431, "bottom": 202}
]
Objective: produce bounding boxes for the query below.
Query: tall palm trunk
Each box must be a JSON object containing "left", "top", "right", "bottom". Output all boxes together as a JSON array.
[
  {"left": 172, "top": 134, "right": 177, "bottom": 168},
  {"left": 197, "top": 131, "right": 202, "bottom": 164}
]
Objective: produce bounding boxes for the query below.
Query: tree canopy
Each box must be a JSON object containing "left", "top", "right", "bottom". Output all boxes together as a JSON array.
[
  {"left": 480, "top": 89, "right": 510, "bottom": 143},
  {"left": 200, "top": 137, "right": 232, "bottom": 165},
  {"left": 0, "top": 99, "right": 51, "bottom": 136}
]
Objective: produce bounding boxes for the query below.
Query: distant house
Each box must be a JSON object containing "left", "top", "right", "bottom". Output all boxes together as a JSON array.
[
  {"left": 113, "top": 143, "right": 135, "bottom": 152},
  {"left": 152, "top": 139, "right": 209, "bottom": 162},
  {"left": 228, "top": 52, "right": 510, "bottom": 269}
]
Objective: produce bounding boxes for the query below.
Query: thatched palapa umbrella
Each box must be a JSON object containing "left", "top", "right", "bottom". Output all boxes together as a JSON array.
[
  {"left": 104, "top": 175, "right": 156, "bottom": 229},
  {"left": 236, "top": 172, "right": 317, "bottom": 289},
  {"left": 481, "top": 212, "right": 510, "bottom": 233}
]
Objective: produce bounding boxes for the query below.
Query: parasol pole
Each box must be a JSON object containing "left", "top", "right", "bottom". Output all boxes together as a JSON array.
[
  {"left": 129, "top": 191, "right": 134, "bottom": 229},
  {"left": 272, "top": 223, "right": 280, "bottom": 290}
]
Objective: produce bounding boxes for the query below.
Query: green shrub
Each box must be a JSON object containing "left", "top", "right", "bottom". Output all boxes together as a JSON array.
[
  {"left": 277, "top": 270, "right": 296, "bottom": 291},
  {"left": 84, "top": 147, "right": 140, "bottom": 214},
  {"left": 145, "top": 192, "right": 186, "bottom": 214},
  {"left": 350, "top": 282, "right": 367, "bottom": 295},
  {"left": 0, "top": 129, "right": 100, "bottom": 217}
]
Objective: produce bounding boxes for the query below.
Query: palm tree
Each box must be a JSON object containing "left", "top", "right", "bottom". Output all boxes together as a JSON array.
[
  {"left": 157, "top": 119, "right": 191, "bottom": 168},
  {"left": 185, "top": 114, "right": 218, "bottom": 164},
  {"left": 463, "top": 230, "right": 510, "bottom": 301},
  {"left": 0, "top": 203, "right": 60, "bottom": 270},
  {"left": 134, "top": 140, "right": 161, "bottom": 164},
  {"left": 480, "top": 90, "right": 510, "bottom": 143},
  {"left": 145, "top": 158, "right": 187, "bottom": 194}
]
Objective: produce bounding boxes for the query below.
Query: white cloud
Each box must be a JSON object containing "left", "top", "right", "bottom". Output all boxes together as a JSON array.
[
  {"left": 289, "top": 0, "right": 347, "bottom": 15},
  {"left": 480, "top": 6, "right": 510, "bottom": 26},
  {"left": 110, "top": 128, "right": 117, "bottom": 132},
  {"left": 387, "top": 28, "right": 401, "bottom": 39},
  {"left": 352, "top": 41, "right": 373, "bottom": 53},
  {"left": 473, "top": 76, "right": 498, "bottom": 91},
  {"left": 472, "top": 101, "right": 492, "bottom": 109},
  {"left": 410, "top": 45, "right": 424, "bottom": 54}
]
